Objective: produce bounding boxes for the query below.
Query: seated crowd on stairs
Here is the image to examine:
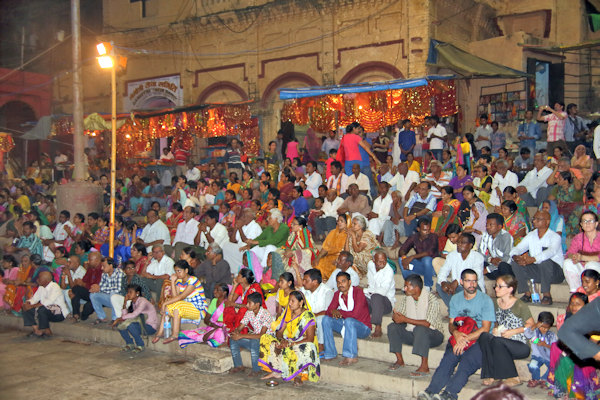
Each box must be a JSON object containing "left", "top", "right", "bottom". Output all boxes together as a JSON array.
[{"left": 2, "top": 117, "right": 600, "bottom": 398}]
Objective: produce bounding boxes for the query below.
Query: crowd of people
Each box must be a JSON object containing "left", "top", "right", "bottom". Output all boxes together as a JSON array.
[{"left": 1, "top": 104, "right": 600, "bottom": 398}]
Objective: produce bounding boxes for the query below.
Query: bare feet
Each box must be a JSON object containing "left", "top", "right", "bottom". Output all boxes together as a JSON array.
[
  {"left": 261, "top": 372, "right": 281, "bottom": 380},
  {"left": 371, "top": 326, "right": 383, "bottom": 338},
  {"left": 482, "top": 378, "right": 497, "bottom": 386},
  {"left": 321, "top": 356, "right": 338, "bottom": 363},
  {"left": 162, "top": 337, "right": 177, "bottom": 344},
  {"left": 229, "top": 366, "right": 245, "bottom": 374},
  {"left": 339, "top": 357, "right": 358, "bottom": 366},
  {"left": 247, "top": 370, "right": 261, "bottom": 377},
  {"left": 293, "top": 377, "right": 303, "bottom": 386},
  {"left": 388, "top": 362, "right": 405, "bottom": 371}
]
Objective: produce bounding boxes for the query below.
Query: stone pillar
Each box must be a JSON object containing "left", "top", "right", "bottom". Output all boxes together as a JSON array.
[{"left": 56, "top": 181, "right": 104, "bottom": 217}]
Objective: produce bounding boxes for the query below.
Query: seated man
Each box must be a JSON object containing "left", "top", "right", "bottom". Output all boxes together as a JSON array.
[
  {"left": 346, "top": 163, "right": 370, "bottom": 197},
  {"left": 516, "top": 153, "right": 553, "bottom": 207},
  {"left": 366, "top": 182, "right": 393, "bottom": 240},
  {"left": 89, "top": 257, "right": 125, "bottom": 323},
  {"left": 70, "top": 251, "right": 103, "bottom": 321},
  {"left": 166, "top": 205, "right": 199, "bottom": 260},
  {"left": 436, "top": 233, "right": 485, "bottom": 307},
  {"left": 364, "top": 249, "right": 395, "bottom": 338},
  {"left": 403, "top": 182, "right": 437, "bottom": 237},
  {"left": 139, "top": 244, "right": 175, "bottom": 297},
  {"left": 322, "top": 271, "right": 371, "bottom": 365},
  {"left": 142, "top": 176, "right": 166, "bottom": 214},
  {"left": 137, "top": 209, "right": 171, "bottom": 254},
  {"left": 51, "top": 210, "right": 74, "bottom": 252},
  {"left": 326, "top": 161, "right": 348, "bottom": 196},
  {"left": 387, "top": 161, "right": 419, "bottom": 200},
  {"left": 314, "top": 189, "right": 344, "bottom": 241},
  {"left": 222, "top": 208, "right": 262, "bottom": 274},
  {"left": 324, "top": 251, "right": 360, "bottom": 290},
  {"left": 418, "top": 269, "right": 495, "bottom": 400},
  {"left": 193, "top": 243, "right": 231, "bottom": 300},
  {"left": 195, "top": 209, "right": 229, "bottom": 257},
  {"left": 398, "top": 218, "right": 438, "bottom": 290},
  {"left": 388, "top": 274, "right": 444, "bottom": 376},
  {"left": 479, "top": 213, "right": 514, "bottom": 280},
  {"left": 5, "top": 221, "right": 42, "bottom": 259},
  {"left": 59, "top": 255, "right": 86, "bottom": 314},
  {"left": 336, "top": 183, "right": 370, "bottom": 217},
  {"left": 510, "top": 210, "right": 564, "bottom": 305},
  {"left": 300, "top": 269, "right": 334, "bottom": 355},
  {"left": 22, "top": 270, "right": 69, "bottom": 337}
]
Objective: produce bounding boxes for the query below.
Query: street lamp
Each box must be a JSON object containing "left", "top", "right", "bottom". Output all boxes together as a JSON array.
[{"left": 96, "top": 42, "right": 126, "bottom": 257}]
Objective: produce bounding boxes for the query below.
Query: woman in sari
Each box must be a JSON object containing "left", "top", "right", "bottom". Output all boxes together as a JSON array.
[
  {"left": 2, "top": 254, "right": 35, "bottom": 315},
  {"left": 130, "top": 243, "right": 149, "bottom": 274},
  {"left": 239, "top": 188, "right": 254, "bottom": 210},
  {"left": 549, "top": 171, "right": 584, "bottom": 217},
  {"left": 100, "top": 216, "right": 125, "bottom": 259},
  {"left": 406, "top": 152, "right": 421, "bottom": 174},
  {"left": 541, "top": 200, "right": 567, "bottom": 252},
  {"left": 571, "top": 144, "right": 593, "bottom": 185},
  {"left": 114, "top": 220, "right": 144, "bottom": 266},
  {"left": 90, "top": 215, "right": 109, "bottom": 251},
  {"left": 129, "top": 176, "right": 148, "bottom": 215},
  {"left": 431, "top": 186, "right": 460, "bottom": 248},
  {"left": 64, "top": 213, "right": 85, "bottom": 254},
  {"left": 276, "top": 217, "right": 317, "bottom": 283},
  {"left": 502, "top": 186, "right": 531, "bottom": 230},
  {"left": 241, "top": 169, "right": 257, "bottom": 191},
  {"left": 457, "top": 185, "right": 481, "bottom": 226},
  {"left": 152, "top": 260, "right": 208, "bottom": 344},
  {"left": 568, "top": 185, "right": 600, "bottom": 237},
  {"left": 178, "top": 283, "right": 230, "bottom": 348},
  {"left": 462, "top": 201, "right": 488, "bottom": 247},
  {"left": 313, "top": 215, "right": 348, "bottom": 281},
  {"left": 497, "top": 147, "right": 514, "bottom": 171},
  {"left": 344, "top": 215, "right": 379, "bottom": 276},
  {"left": 501, "top": 200, "right": 527, "bottom": 246},
  {"left": 264, "top": 141, "right": 280, "bottom": 184},
  {"left": 223, "top": 268, "right": 264, "bottom": 333},
  {"left": 548, "top": 292, "right": 600, "bottom": 399},
  {"left": 166, "top": 203, "right": 184, "bottom": 242},
  {"left": 242, "top": 250, "right": 277, "bottom": 307},
  {"left": 303, "top": 128, "right": 321, "bottom": 163},
  {"left": 448, "top": 164, "right": 472, "bottom": 202},
  {"left": 259, "top": 290, "right": 320, "bottom": 385}
]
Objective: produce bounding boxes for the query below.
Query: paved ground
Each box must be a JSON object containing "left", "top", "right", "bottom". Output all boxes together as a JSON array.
[{"left": 0, "top": 327, "right": 403, "bottom": 400}]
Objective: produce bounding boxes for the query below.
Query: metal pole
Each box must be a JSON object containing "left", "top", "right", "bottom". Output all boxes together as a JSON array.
[
  {"left": 71, "top": 0, "right": 85, "bottom": 181},
  {"left": 108, "top": 64, "right": 116, "bottom": 257}
]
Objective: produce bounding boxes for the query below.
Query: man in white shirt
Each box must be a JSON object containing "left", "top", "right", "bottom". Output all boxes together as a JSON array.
[
  {"left": 59, "top": 255, "right": 86, "bottom": 313},
  {"left": 424, "top": 161, "right": 451, "bottom": 199},
  {"left": 326, "top": 161, "right": 348, "bottom": 196},
  {"left": 140, "top": 244, "right": 175, "bottom": 296},
  {"left": 364, "top": 250, "right": 396, "bottom": 338},
  {"left": 300, "top": 269, "right": 334, "bottom": 353},
  {"left": 489, "top": 159, "right": 518, "bottom": 207},
  {"left": 167, "top": 206, "right": 200, "bottom": 259},
  {"left": 22, "top": 270, "right": 68, "bottom": 337},
  {"left": 195, "top": 209, "right": 228, "bottom": 251},
  {"left": 436, "top": 233, "right": 485, "bottom": 307},
  {"left": 321, "top": 130, "right": 340, "bottom": 155},
  {"left": 367, "top": 181, "right": 393, "bottom": 237},
  {"left": 222, "top": 209, "right": 263, "bottom": 274},
  {"left": 185, "top": 160, "right": 201, "bottom": 182},
  {"left": 426, "top": 115, "right": 447, "bottom": 162},
  {"left": 516, "top": 153, "right": 553, "bottom": 207},
  {"left": 314, "top": 189, "right": 344, "bottom": 241},
  {"left": 303, "top": 161, "right": 323, "bottom": 198},
  {"left": 53, "top": 210, "right": 74, "bottom": 246},
  {"left": 346, "top": 163, "right": 370, "bottom": 196},
  {"left": 474, "top": 114, "right": 492, "bottom": 154},
  {"left": 403, "top": 182, "right": 437, "bottom": 236},
  {"left": 510, "top": 210, "right": 564, "bottom": 304},
  {"left": 388, "top": 162, "right": 420, "bottom": 201},
  {"left": 325, "top": 251, "right": 360, "bottom": 290},
  {"left": 138, "top": 209, "right": 171, "bottom": 253}
]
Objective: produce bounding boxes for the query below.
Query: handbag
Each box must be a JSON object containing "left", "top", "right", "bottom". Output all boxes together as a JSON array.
[
  {"left": 448, "top": 316, "right": 478, "bottom": 351},
  {"left": 118, "top": 314, "right": 148, "bottom": 336}
]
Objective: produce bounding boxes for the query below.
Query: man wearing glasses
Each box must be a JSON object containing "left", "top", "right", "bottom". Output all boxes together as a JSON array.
[
  {"left": 418, "top": 269, "right": 495, "bottom": 400},
  {"left": 509, "top": 210, "right": 564, "bottom": 305}
]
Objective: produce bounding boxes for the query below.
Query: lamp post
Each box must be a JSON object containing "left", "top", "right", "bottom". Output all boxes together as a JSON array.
[{"left": 96, "top": 42, "right": 126, "bottom": 258}]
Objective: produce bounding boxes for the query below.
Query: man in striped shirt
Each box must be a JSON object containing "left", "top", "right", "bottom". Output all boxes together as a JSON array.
[{"left": 537, "top": 102, "right": 567, "bottom": 156}]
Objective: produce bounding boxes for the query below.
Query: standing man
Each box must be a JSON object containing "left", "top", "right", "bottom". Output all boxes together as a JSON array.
[
  {"left": 226, "top": 139, "right": 244, "bottom": 179},
  {"left": 54, "top": 150, "right": 69, "bottom": 181},
  {"left": 394, "top": 119, "right": 416, "bottom": 165},
  {"left": 321, "top": 130, "right": 340, "bottom": 156},
  {"left": 518, "top": 110, "right": 541, "bottom": 152},
  {"left": 173, "top": 139, "right": 190, "bottom": 177},
  {"left": 418, "top": 269, "right": 495, "bottom": 400},
  {"left": 474, "top": 114, "right": 492, "bottom": 158},
  {"left": 564, "top": 103, "right": 589, "bottom": 153},
  {"left": 426, "top": 115, "right": 447, "bottom": 162},
  {"left": 537, "top": 102, "right": 567, "bottom": 155}
]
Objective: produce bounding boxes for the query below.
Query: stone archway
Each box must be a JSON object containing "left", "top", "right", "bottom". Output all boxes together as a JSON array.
[
  {"left": 0, "top": 100, "right": 37, "bottom": 173},
  {"left": 339, "top": 61, "right": 404, "bottom": 84},
  {"left": 197, "top": 81, "right": 248, "bottom": 104}
]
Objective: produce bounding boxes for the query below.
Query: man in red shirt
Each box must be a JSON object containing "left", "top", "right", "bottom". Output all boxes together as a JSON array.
[
  {"left": 321, "top": 272, "right": 371, "bottom": 365},
  {"left": 173, "top": 139, "right": 190, "bottom": 176},
  {"left": 69, "top": 252, "right": 103, "bottom": 321}
]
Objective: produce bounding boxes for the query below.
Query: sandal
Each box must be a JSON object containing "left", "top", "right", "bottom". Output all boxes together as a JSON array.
[
  {"left": 162, "top": 337, "right": 177, "bottom": 344},
  {"left": 482, "top": 378, "right": 498, "bottom": 386},
  {"left": 541, "top": 296, "right": 553, "bottom": 305},
  {"left": 93, "top": 319, "right": 106, "bottom": 325},
  {"left": 387, "top": 362, "right": 405, "bottom": 371},
  {"left": 520, "top": 294, "right": 532, "bottom": 303},
  {"left": 527, "top": 379, "right": 539, "bottom": 388},
  {"left": 151, "top": 336, "right": 161, "bottom": 344}
]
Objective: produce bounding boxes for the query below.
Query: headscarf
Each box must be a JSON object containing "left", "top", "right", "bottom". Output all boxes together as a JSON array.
[
  {"left": 243, "top": 250, "right": 264, "bottom": 284},
  {"left": 304, "top": 128, "right": 321, "bottom": 162},
  {"left": 541, "top": 200, "right": 567, "bottom": 251}
]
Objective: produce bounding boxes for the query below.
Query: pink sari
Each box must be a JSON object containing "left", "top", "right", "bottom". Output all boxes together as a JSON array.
[{"left": 178, "top": 300, "right": 227, "bottom": 348}]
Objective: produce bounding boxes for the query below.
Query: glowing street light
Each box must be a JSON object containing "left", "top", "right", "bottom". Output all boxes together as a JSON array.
[{"left": 96, "top": 41, "right": 126, "bottom": 258}]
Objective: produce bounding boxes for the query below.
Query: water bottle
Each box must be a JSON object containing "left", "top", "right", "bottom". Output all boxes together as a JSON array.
[
  {"left": 529, "top": 279, "right": 540, "bottom": 303},
  {"left": 163, "top": 313, "right": 172, "bottom": 339}
]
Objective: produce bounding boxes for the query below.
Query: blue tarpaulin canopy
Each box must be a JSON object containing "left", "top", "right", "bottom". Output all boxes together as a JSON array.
[{"left": 278, "top": 75, "right": 454, "bottom": 100}]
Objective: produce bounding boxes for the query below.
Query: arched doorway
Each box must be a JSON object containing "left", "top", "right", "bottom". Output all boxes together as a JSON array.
[
  {"left": 197, "top": 81, "right": 248, "bottom": 104},
  {"left": 339, "top": 61, "right": 403, "bottom": 84}
]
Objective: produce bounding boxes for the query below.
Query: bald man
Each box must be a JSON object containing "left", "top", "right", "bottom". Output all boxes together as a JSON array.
[
  {"left": 22, "top": 271, "right": 69, "bottom": 337},
  {"left": 509, "top": 211, "right": 565, "bottom": 305}
]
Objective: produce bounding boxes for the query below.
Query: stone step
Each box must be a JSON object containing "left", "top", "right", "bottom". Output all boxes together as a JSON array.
[{"left": 0, "top": 314, "right": 548, "bottom": 398}]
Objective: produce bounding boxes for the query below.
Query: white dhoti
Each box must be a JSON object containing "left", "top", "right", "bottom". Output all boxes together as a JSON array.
[
  {"left": 251, "top": 245, "right": 278, "bottom": 265},
  {"left": 222, "top": 241, "right": 246, "bottom": 275},
  {"left": 367, "top": 217, "right": 388, "bottom": 236}
]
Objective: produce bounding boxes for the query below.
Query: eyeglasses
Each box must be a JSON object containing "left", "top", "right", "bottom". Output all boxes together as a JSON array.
[
  {"left": 463, "top": 279, "right": 478, "bottom": 284},
  {"left": 493, "top": 284, "right": 510, "bottom": 289},
  {"left": 581, "top": 219, "right": 597, "bottom": 224}
]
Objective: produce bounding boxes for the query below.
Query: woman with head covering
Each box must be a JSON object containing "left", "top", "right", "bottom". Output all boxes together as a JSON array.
[
  {"left": 313, "top": 215, "right": 349, "bottom": 281},
  {"left": 462, "top": 201, "right": 488, "bottom": 247},
  {"left": 276, "top": 216, "right": 317, "bottom": 284},
  {"left": 540, "top": 200, "right": 566, "bottom": 251}
]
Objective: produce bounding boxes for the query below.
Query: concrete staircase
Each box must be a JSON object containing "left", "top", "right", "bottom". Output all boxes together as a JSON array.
[{"left": 0, "top": 269, "right": 568, "bottom": 399}]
